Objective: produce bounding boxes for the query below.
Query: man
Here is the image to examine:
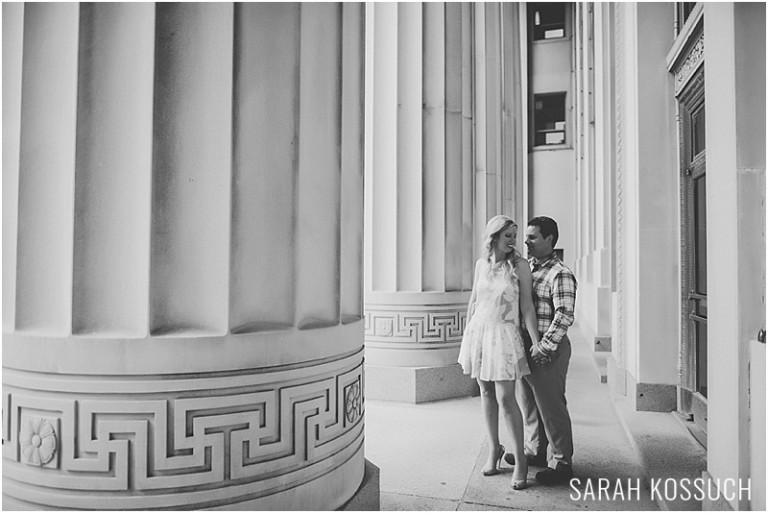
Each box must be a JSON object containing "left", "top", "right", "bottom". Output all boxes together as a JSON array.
[{"left": 504, "top": 216, "right": 577, "bottom": 485}]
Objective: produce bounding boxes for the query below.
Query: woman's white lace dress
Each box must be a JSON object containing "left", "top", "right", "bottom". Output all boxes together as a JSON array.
[{"left": 458, "top": 259, "right": 531, "bottom": 381}]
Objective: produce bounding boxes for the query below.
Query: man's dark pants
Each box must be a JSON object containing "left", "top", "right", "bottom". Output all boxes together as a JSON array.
[{"left": 517, "top": 334, "right": 573, "bottom": 469}]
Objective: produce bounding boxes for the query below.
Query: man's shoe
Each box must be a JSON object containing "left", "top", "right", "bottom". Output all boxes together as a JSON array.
[
  {"left": 535, "top": 463, "right": 573, "bottom": 485},
  {"left": 503, "top": 453, "right": 547, "bottom": 467}
]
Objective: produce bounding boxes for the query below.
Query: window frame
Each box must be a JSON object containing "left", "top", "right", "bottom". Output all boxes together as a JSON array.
[
  {"left": 529, "top": 2, "right": 569, "bottom": 42},
  {"left": 532, "top": 92, "right": 568, "bottom": 149},
  {"left": 675, "top": 2, "right": 697, "bottom": 36}
]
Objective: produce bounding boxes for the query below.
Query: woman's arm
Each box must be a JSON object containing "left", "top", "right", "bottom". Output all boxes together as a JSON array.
[
  {"left": 466, "top": 259, "right": 482, "bottom": 324},
  {"left": 516, "top": 260, "right": 541, "bottom": 347}
]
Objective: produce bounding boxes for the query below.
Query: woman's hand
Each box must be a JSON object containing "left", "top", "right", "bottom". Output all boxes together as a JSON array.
[{"left": 530, "top": 345, "right": 551, "bottom": 366}]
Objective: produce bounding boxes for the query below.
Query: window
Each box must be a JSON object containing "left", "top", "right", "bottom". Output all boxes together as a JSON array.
[
  {"left": 678, "top": 3, "right": 697, "bottom": 29},
  {"left": 530, "top": 3, "right": 566, "bottom": 41},
  {"left": 533, "top": 93, "right": 566, "bottom": 146},
  {"left": 691, "top": 102, "right": 705, "bottom": 157}
]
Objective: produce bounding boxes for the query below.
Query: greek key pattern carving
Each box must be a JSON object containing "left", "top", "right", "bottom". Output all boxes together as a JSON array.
[
  {"left": 2, "top": 354, "right": 364, "bottom": 508},
  {"left": 364, "top": 304, "right": 467, "bottom": 344},
  {"left": 674, "top": 34, "right": 704, "bottom": 96}
]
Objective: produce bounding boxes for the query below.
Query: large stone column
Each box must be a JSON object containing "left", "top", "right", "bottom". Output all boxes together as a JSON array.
[
  {"left": 609, "top": 3, "right": 679, "bottom": 411},
  {"left": 363, "top": 3, "right": 525, "bottom": 403},
  {"left": 364, "top": 2, "right": 474, "bottom": 403},
  {"left": 2, "top": 3, "right": 372, "bottom": 510},
  {"left": 704, "top": 3, "right": 765, "bottom": 510},
  {"left": 572, "top": 3, "right": 614, "bottom": 353}
]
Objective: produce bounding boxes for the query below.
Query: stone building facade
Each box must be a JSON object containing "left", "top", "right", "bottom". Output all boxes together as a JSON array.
[{"left": 568, "top": 3, "right": 765, "bottom": 510}]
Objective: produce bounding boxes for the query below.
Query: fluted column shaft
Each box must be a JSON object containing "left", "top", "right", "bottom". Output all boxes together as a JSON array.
[
  {"left": 473, "top": 3, "right": 527, "bottom": 254},
  {"left": 2, "top": 3, "right": 367, "bottom": 510},
  {"left": 572, "top": 3, "right": 614, "bottom": 348}
]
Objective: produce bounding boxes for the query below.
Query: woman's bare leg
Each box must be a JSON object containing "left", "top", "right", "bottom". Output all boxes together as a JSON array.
[
  {"left": 495, "top": 380, "right": 527, "bottom": 483},
  {"left": 478, "top": 379, "right": 502, "bottom": 472}
]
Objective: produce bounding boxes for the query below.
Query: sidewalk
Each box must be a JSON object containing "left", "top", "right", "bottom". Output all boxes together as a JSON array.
[{"left": 364, "top": 323, "right": 661, "bottom": 511}]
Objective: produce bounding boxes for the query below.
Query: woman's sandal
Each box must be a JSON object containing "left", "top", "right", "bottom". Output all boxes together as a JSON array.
[
  {"left": 511, "top": 467, "right": 528, "bottom": 490},
  {"left": 511, "top": 477, "right": 529, "bottom": 490},
  {"left": 482, "top": 444, "right": 505, "bottom": 476}
]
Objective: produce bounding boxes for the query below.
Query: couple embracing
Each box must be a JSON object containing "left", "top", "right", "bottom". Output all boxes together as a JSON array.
[{"left": 458, "top": 215, "right": 577, "bottom": 491}]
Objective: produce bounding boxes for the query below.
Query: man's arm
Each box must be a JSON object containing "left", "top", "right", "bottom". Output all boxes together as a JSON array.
[{"left": 538, "top": 271, "right": 577, "bottom": 356}]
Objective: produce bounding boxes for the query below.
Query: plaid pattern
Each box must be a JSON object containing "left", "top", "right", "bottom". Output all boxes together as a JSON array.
[{"left": 530, "top": 254, "right": 577, "bottom": 355}]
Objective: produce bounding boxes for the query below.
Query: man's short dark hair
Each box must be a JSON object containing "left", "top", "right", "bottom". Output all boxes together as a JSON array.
[{"left": 528, "top": 216, "right": 559, "bottom": 247}]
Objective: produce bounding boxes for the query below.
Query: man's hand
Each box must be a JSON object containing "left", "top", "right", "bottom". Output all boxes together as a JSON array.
[{"left": 530, "top": 345, "right": 551, "bottom": 367}]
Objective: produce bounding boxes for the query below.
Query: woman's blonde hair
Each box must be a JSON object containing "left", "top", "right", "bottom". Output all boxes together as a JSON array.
[{"left": 482, "top": 215, "right": 523, "bottom": 271}]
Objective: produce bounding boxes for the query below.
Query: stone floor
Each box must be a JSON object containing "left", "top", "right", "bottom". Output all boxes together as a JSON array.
[{"left": 364, "top": 323, "right": 666, "bottom": 511}]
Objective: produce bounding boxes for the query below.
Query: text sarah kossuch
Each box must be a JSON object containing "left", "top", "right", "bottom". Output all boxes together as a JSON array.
[{"left": 569, "top": 477, "right": 751, "bottom": 503}]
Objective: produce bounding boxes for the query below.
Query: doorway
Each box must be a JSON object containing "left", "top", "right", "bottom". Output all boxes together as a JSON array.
[{"left": 678, "top": 66, "right": 707, "bottom": 444}]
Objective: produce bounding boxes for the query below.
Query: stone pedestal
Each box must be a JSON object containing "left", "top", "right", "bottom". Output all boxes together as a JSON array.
[{"left": 364, "top": 291, "right": 479, "bottom": 402}]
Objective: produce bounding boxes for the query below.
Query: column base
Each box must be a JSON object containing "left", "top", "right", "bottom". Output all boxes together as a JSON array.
[
  {"left": 606, "top": 355, "right": 676, "bottom": 412},
  {"left": 4, "top": 447, "right": 382, "bottom": 511},
  {"left": 594, "top": 336, "right": 612, "bottom": 352},
  {"left": 632, "top": 382, "right": 676, "bottom": 412},
  {"left": 365, "top": 363, "right": 479, "bottom": 403},
  {"left": 340, "top": 459, "right": 380, "bottom": 511},
  {"left": 2, "top": 495, "right": 35, "bottom": 511},
  {"left": 700, "top": 470, "right": 751, "bottom": 511}
]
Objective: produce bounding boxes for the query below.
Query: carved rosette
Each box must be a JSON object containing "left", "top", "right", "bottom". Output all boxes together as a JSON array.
[
  {"left": 344, "top": 380, "right": 362, "bottom": 424},
  {"left": 19, "top": 416, "right": 57, "bottom": 467}
]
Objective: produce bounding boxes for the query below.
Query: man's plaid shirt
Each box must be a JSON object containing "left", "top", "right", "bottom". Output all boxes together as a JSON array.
[{"left": 530, "top": 254, "right": 577, "bottom": 356}]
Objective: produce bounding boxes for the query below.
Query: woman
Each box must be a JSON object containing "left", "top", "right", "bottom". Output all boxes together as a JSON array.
[{"left": 458, "top": 215, "right": 543, "bottom": 490}]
